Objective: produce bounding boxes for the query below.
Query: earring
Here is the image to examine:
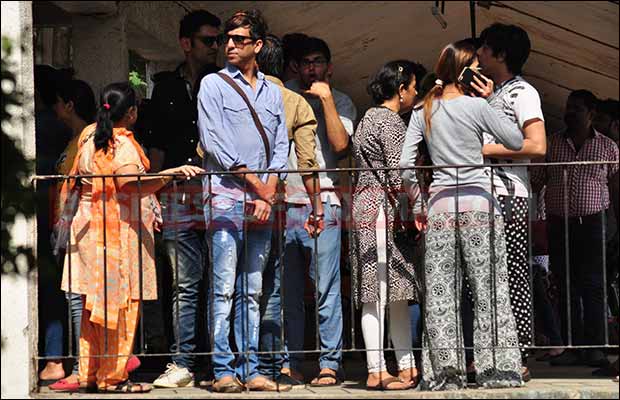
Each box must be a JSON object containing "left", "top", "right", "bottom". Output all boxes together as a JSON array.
[{"left": 399, "top": 96, "right": 404, "bottom": 103}]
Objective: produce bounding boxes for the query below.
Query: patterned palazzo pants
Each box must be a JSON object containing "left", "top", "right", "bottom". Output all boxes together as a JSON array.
[{"left": 420, "top": 211, "right": 522, "bottom": 391}]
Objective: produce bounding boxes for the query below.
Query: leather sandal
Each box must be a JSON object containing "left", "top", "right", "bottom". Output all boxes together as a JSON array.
[
  {"left": 366, "top": 376, "right": 411, "bottom": 391},
  {"left": 211, "top": 376, "right": 244, "bottom": 393},
  {"left": 245, "top": 376, "right": 291, "bottom": 392},
  {"left": 309, "top": 370, "right": 341, "bottom": 387}
]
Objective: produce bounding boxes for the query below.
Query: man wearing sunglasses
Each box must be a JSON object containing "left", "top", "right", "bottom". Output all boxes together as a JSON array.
[
  {"left": 284, "top": 37, "right": 357, "bottom": 387},
  {"left": 197, "top": 10, "right": 290, "bottom": 393},
  {"left": 149, "top": 10, "right": 221, "bottom": 390}
]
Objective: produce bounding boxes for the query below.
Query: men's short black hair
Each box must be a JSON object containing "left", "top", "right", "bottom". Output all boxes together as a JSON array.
[
  {"left": 179, "top": 10, "right": 221, "bottom": 39},
  {"left": 257, "top": 34, "right": 283, "bottom": 79},
  {"left": 479, "top": 23, "right": 531, "bottom": 75},
  {"left": 299, "top": 37, "right": 331, "bottom": 63},
  {"left": 34, "top": 65, "right": 73, "bottom": 108},
  {"left": 224, "top": 9, "right": 268, "bottom": 41},
  {"left": 282, "top": 32, "right": 309, "bottom": 66},
  {"left": 596, "top": 98, "right": 620, "bottom": 121},
  {"left": 569, "top": 89, "right": 598, "bottom": 112}
]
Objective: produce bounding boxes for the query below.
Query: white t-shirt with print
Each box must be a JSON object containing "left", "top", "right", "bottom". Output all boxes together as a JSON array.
[{"left": 483, "top": 75, "right": 545, "bottom": 198}]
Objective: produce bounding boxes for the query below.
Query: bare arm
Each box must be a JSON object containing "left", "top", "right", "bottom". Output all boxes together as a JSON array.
[
  {"left": 305, "top": 80, "right": 350, "bottom": 154},
  {"left": 115, "top": 164, "right": 204, "bottom": 194},
  {"left": 482, "top": 118, "right": 546, "bottom": 159}
]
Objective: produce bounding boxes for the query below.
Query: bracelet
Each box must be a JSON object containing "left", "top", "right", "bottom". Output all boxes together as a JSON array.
[{"left": 308, "top": 213, "right": 325, "bottom": 221}]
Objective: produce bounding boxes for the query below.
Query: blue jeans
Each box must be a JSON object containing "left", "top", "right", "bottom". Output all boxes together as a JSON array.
[
  {"left": 204, "top": 196, "right": 273, "bottom": 382},
  {"left": 162, "top": 200, "right": 206, "bottom": 371},
  {"left": 283, "top": 199, "right": 343, "bottom": 373},
  {"left": 66, "top": 292, "right": 83, "bottom": 375},
  {"left": 258, "top": 219, "right": 286, "bottom": 378}
]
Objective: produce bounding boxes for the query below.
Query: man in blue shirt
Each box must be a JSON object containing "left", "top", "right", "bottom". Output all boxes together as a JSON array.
[{"left": 197, "top": 10, "right": 289, "bottom": 393}]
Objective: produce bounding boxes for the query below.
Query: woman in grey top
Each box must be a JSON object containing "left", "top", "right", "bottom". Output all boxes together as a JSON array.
[
  {"left": 399, "top": 40, "right": 524, "bottom": 390},
  {"left": 351, "top": 61, "right": 423, "bottom": 390}
]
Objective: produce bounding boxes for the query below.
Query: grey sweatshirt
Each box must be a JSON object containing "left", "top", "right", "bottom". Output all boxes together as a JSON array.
[{"left": 399, "top": 96, "right": 523, "bottom": 212}]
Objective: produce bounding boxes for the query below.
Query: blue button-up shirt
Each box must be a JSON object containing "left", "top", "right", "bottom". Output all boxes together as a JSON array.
[{"left": 198, "top": 63, "right": 289, "bottom": 201}]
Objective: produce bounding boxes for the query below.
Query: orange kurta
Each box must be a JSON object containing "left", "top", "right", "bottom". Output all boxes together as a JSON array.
[{"left": 61, "top": 126, "right": 158, "bottom": 327}]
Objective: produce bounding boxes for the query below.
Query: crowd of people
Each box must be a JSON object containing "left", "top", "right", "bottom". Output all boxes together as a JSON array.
[{"left": 34, "top": 7, "right": 619, "bottom": 394}]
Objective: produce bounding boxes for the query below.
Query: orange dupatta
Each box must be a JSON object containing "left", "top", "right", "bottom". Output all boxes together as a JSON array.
[{"left": 61, "top": 124, "right": 151, "bottom": 330}]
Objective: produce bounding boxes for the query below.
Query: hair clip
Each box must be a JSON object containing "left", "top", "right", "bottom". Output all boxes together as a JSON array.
[
  {"left": 398, "top": 66, "right": 404, "bottom": 73},
  {"left": 103, "top": 103, "right": 111, "bottom": 110},
  {"left": 434, "top": 79, "right": 444, "bottom": 87}
]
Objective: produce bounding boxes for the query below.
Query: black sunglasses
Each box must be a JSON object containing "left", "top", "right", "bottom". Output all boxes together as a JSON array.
[
  {"left": 219, "top": 33, "right": 255, "bottom": 46},
  {"left": 195, "top": 34, "right": 219, "bottom": 47}
]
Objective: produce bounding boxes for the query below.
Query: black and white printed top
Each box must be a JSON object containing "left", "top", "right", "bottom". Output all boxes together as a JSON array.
[{"left": 351, "top": 107, "right": 419, "bottom": 306}]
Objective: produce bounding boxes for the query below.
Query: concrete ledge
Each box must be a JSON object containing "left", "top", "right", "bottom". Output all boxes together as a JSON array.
[{"left": 34, "top": 378, "right": 619, "bottom": 399}]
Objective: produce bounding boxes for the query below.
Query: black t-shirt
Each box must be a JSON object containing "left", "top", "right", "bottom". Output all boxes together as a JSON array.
[{"left": 146, "top": 63, "right": 218, "bottom": 170}]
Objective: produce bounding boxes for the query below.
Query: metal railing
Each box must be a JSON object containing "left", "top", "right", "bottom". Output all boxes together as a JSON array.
[{"left": 31, "top": 160, "right": 619, "bottom": 388}]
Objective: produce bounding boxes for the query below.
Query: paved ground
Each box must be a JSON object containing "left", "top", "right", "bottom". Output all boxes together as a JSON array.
[{"left": 35, "top": 352, "right": 619, "bottom": 398}]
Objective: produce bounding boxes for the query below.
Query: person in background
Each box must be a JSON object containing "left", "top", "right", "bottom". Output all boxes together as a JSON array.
[
  {"left": 476, "top": 23, "right": 547, "bottom": 380},
  {"left": 531, "top": 90, "right": 619, "bottom": 368},
  {"left": 284, "top": 36, "right": 357, "bottom": 387},
  {"left": 400, "top": 39, "right": 524, "bottom": 391},
  {"left": 592, "top": 98, "right": 620, "bottom": 380},
  {"left": 351, "top": 60, "right": 421, "bottom": 390},
  {"left": 60, "top": 82, "right": 202, "bottom": 393},
  {"left": 148, "top": 10, "right": 222, "bottom": 389},
  {"left": 255, "top": 34, "right": 320, "bottom": 389},
  {"left": 281, "top": 33, "right": 309, "bottom": 83},
  {"left": 34, "top": 64, "right": 73, "bottom": 387}
]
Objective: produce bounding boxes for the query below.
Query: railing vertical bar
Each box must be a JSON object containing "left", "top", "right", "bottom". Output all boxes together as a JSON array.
[
  {"left": 102, "top": 176, "right": 108, "bottom": 369},
  {"left": 243, "top": 174, "right": 249, "bottom": 387},
  {"left": 489, "top": 166, "right": 498, "bottom": 370},
  {"left": 600, "top": 179, "right": 609, "bottom": 346},
  {"left": 563, "top": 166, "right": 572, "bottom": 347},
  {"left": 348, "top": 169, "right": 356, "bottom": 352},
  {"left": 277, "top": 172, "right": 285, "bottom": 374},
  {"left": 137, "top": 175, "right": 145, "bottom": 354},
  {"left": 173, "top": 179, "right": 180, "bottom": 358},
  {"left": 65, "top": 176, "right": 74, "bottom": 363},
  {"left": 208, "top": 174, "right": 215, "bottom": 356}
]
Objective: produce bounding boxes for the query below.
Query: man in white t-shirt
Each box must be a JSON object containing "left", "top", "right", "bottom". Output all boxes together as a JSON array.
[
  {"left": 475, "top": 23, "right": 547, "bottom": 381},
  {"left": 284, "top": 37, "right": 357, "bottom": 386}
]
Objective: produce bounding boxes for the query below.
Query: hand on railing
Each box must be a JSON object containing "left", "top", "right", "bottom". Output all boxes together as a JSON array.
[{"left": 161, "top": 165, "right": 205, "bottom": 180}]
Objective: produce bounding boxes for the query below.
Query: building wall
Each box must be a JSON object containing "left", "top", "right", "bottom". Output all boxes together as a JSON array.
[{"left": 1, "top": 0, "right": 36, "bottom": 398}]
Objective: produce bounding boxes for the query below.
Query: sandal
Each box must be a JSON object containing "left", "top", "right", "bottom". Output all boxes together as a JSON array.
[
  {"left": 367, "top": 376, "right": 411, "bottom": 391},
  {"left": 309, "top": 371, "right": 341, "bottom": 387},
  {"left": 212, "top": 376, "right": 244, "bottom": 393},
  {"left": 245, "top": 376, "right": 291, "bottom": 392},
  {"left": 99, "top": 380, "right": 151, "bottom": 393}
]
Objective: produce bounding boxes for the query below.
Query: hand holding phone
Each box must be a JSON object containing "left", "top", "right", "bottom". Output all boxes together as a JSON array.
[{"left": 458, "top": 67, "right": 493, "bottom": 98}]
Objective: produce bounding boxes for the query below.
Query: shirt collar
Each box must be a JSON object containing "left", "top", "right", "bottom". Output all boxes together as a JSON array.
[{"left": 224, "top": 63, "right": 267, "bottom": 87}]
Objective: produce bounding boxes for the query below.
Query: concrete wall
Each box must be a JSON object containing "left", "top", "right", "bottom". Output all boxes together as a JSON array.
[{"left": 1, "top": 1, "right": 37, "bottom": 398}]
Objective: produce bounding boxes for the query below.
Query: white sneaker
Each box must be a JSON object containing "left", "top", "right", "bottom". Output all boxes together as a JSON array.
[{"left": 152, "top": 363, "right": 194, "bottom": 388}]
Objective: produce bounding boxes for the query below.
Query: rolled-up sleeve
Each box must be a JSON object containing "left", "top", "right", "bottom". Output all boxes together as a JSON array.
[
  {"left": 293, "top": 98, "right": 319, "bottom": 174},
  {"left": 197, "top": 76, "right": 245, "bottom": 170},
  {"left": 268, "top": 89, "right": 290, "bottom": 175}
]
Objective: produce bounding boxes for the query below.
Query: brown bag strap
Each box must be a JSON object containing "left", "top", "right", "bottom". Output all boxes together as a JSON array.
[{"left": 217, "top": 72, "right": 271, "bottom": 165}]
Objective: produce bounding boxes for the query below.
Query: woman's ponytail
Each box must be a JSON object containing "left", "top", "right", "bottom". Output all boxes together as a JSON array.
[
  {"left": 94, "top": 103, "right": 114, "bottom": 153},
  {"left": 93, "top": 82, "right": 136, "bottom": 153}
]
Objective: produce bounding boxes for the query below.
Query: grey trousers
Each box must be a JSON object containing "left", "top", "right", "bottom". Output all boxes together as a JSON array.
[{"left": 420, "top": 211, "right": 523, "bottom": 391}]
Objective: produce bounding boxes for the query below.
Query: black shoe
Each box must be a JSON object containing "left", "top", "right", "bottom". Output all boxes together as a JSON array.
[
  {"left": 549, "top": 351, "right": 583, "bottom": 366},
  {"left": 583, "top": 350, "right": 610, "bottom": 368},
  {"left": 276, "top": 374, "right": 305, "bottom": 390}
]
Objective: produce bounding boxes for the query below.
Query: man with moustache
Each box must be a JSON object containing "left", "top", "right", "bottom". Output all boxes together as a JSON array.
[{"left": 532, "top": 90, "right": 619, "bottom": 367}]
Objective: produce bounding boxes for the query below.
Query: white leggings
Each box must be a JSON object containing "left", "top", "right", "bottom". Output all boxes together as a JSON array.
[{"left": 361, "top": 207, "right": 416, "bottom": 373}]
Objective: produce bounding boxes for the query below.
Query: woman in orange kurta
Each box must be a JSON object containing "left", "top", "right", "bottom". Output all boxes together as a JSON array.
[{"left": 60, "top": 82, "right": 203, "bottom": 393}]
